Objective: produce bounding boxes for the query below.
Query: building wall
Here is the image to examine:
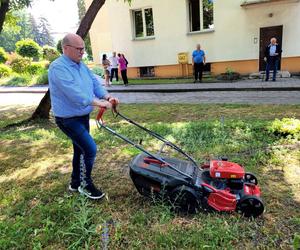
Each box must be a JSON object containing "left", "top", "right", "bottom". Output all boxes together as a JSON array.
[{"left": 85, "top": 0, "right": 300, "bottom": 76}]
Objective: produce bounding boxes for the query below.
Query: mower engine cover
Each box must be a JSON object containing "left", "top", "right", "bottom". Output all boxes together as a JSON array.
[{"left": 210, "top": 160, "right": 244, "bottom": 179}]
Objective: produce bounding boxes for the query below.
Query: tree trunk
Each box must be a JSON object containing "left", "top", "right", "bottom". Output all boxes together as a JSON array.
[
  {"left": 77, "top": 0, "right": 106, "bottom": 38},
  {"left": 30, "top": 90, "right": 51, "bottom": 119},
  {"left": 0, "top": 1, "right": 10, "bottom": 34},
  {"left": 31, "top": 0, "right": 106, "bottom": 120}
]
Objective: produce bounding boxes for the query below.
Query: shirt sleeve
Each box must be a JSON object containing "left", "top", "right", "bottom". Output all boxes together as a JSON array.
[
  {"left": 49, "top": 65, "right": 93, "bottom": 107},
  {"left": 87, "top": 68, "right": 108, "bottom": 99}
]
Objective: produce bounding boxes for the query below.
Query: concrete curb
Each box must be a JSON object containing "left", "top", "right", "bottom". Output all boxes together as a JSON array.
[
  {"left": 1, "top": 87, "right": 300, "bottom": 94},
  {"left": 107, "top": 87, "right": 300, "bottom": 93}
]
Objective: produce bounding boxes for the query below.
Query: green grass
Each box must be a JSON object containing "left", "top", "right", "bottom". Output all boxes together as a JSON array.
[
  {"left": 0, "top": 73, "right": 48, "bottom": 87},
  {"left": 0, "top": 76, "right": 217, "bottom": 87},
  {"left": 111, "top": 76, "right": 217, "bottom": 85},
  {"left": 0, "top": 104, "right": 300, "bottom": 249}
]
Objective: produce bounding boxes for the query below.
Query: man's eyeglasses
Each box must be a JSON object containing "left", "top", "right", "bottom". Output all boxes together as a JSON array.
[{"left": 66, "top": 45, "right": 85, "bottom": 53}]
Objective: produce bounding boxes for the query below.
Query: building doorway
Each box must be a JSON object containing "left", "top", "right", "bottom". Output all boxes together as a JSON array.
[{"left": 259, "top": 25, "right": 283, "bottom": 71}]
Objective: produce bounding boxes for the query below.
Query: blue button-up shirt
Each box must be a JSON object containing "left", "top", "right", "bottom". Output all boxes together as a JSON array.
[
  {"left": 269, "top": 45, "right": 277, "bottom": 56},
  {"left": 49, "top": 55, "right": 108, "bottom": 118},
  {"left": 192, "top": 50, "right": 205, "bottom": 63}
]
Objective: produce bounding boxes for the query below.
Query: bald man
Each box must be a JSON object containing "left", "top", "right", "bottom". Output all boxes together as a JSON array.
[
  {"left": 192, "top": 44, "right": 206, "bottom": 83},
  {"left": 264, "top": 37, "right": 282, "bottom": 82},
  {"left": 49, "top": 33, "right": 119, "bottom": 200}
]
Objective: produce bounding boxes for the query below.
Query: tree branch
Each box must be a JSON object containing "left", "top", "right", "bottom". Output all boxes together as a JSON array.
[
  {"left": 0, "top": 1, "right": 9, "bottom": 33},
  {"left": 76, "top": 0, "right": 106, "bottom": 39}
]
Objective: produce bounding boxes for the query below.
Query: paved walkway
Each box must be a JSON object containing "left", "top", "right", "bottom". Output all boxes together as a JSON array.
[
  {"left": 113, "top": 91, "right": 300, "bottom": 104},
  {"left": 1, "top": 90, "right": 299, "bottom": 106},
  {"left": 0, "top": 78, "right": 299, "bottom": 106},
  {"left": 1, "top": 77, "right": 300, "bottom": 93}
]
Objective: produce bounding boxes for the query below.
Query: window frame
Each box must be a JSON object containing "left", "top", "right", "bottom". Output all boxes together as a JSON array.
[
  {"left": 131, "top": 7, "right": 155, "bottom": 40},
  {"left": 187, "top": 0, "right": 214, "bottom": 34}
]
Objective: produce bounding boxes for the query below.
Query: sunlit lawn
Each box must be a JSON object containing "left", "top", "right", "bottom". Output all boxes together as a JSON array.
[
  {"left": 111, "top": 75, "right": 217, "bottom": 85},
  {"left": 0, "top": 76, "right": 217, "bottom": 86},
  {"left": 0, "top": 104, "right": 299, "bottom": 249}
]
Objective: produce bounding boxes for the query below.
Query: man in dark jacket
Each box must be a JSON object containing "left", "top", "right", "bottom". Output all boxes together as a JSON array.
[{"left": 264, "top": 37, "right": 282, "bottom": 81}]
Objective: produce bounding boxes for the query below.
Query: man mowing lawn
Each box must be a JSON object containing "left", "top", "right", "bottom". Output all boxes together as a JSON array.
[{"left": 49, "top": 33, "right": 119, "bottom": 200}]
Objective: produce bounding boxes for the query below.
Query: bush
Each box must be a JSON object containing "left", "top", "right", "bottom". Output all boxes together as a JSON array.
[
  {"left": 6, "top": 74, "right": 31, "bottom": 86},
  {"left": 42, "top": 46, "right": 60, "bottom": 62},
  {"left": 0, "top": 64, "right": 12, "bottom": 78},
  {"left": 0, "top": 47, "right": 8, "bottom": 64},
  {"left": 269, "top": 118, "right": 300, "bottom": 137},
  {"left": 56, "top": 39, "right": 63, "bottom": 54},
  {"left": 15, "top": 39, "right": 41, "bottom": 58},
  {"left": 217, "top": 67, "right": 240, "bottom": 81},
  {"left": 26, "top": 62, "right": 45, "bottom": 75},
  {"left": 10, "top": 57, "right": 31, "bottom": 73},
  {"left": 92, "top": 66, "right": 104, "bottom": 76},
  {"left": 35, "top": 70, "right": 48, "bottom": 85},
  {"left": 6, "top": 52, "right": 18, "bottom": 65}
]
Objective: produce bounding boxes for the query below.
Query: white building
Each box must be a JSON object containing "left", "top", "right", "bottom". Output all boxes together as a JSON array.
[{"left": 85, "top": 0, "right": 300, "bottom": 78}]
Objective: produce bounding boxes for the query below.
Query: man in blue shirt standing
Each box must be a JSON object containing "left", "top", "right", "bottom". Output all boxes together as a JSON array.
[
  {"left": 192, "top": 44, "right": 206, "bottom": 83},
  {"left": 49, "top": 33, "right": 119, "bottom": 200},
  {"left": 264, "top": 37, "right": 282, "bottom": 82}
]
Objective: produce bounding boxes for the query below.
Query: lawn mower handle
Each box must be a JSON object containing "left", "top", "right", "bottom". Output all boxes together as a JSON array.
[
  {"left": 95, "top": 113, "right": 194, "bottom": 181},
  {"left": 96, "top": 105, "right": 198, "bottom": 168},
  {"left": 96, "top": 99, "right": 118, "bottom": 123},
  {"left": 95, "top": 106, "right": 197, "bottom": 181}
]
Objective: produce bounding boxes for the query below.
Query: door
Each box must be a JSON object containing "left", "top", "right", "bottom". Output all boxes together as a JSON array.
[{"left": 259, "top": 25, "right": 283, "bottom": 71}]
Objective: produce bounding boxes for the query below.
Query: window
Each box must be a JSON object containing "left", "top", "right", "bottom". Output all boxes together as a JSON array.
[
  {"left": 140, "top": 67, "right": 155, "bottom": 77},
  {"left": 132, "top": 8, "right": 154, "bottom": 39},
  {"left": 188, "top": 0, "right": 214, "bottom": 32}
]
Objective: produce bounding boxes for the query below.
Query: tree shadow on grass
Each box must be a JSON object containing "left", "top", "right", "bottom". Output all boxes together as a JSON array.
[{"left": 1, "top": 106, "right": 300, "bottom": 249}]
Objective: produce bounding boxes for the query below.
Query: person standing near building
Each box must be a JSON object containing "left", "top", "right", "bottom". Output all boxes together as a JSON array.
[
  {"left": 118, "top": 53, "right": 129, "bottom": 86},
  {"left": 264, "top": 37, "right": 282, "bottom": 82},
  {"left": 102, "top": 54, "right": 111, "bottom": 87},
  {"left": 49, "top": 33, "right": 119, "bottom": 200},
  {"left": 109, "top": 52, "right": 119, "bottom": 83},
  {"left": 192, "top": 44, "right": 206, "bottom": 83}
]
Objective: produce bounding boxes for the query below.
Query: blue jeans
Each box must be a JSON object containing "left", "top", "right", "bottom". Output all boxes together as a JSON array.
[
  {"left": 55, "top": 114, "right": 97, "bottom": 186},
  {"left": 266, "top": 57, "right": 279, "bottom": 81}
]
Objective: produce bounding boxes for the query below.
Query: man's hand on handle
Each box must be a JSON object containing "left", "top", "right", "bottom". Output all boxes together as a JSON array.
[
  {"left": 94, "top": 96, "right": 119, "bottom": 122},
  {"left": 107, "top": 97, "right": 119, "bottom": 106},
  {"left": 92, "top": 96, "right": 119, "bottom": 110}
]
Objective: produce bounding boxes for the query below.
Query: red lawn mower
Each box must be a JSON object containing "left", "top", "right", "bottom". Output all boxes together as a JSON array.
[{"left": 96, "top": 107, "right": 264, "bottom": 218}]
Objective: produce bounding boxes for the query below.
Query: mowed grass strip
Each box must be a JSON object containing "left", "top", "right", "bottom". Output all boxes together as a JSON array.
[{"left": 0, "top": 104, "right": 299, "bottom": 250}]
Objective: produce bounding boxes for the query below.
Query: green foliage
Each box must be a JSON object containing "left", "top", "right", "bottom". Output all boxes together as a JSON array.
[
  {"left": 218, "top": 67, "right": 240, "bottom": 81},
  {"left": 6, "top": 74, "right": 30, "bottom": 86},
  {"left": 8, "top": 0, "right": 33, "bottom": 11},
  {"left": 91, "top": 66, "right": 104, "bottom": 76},
  {"left": 10, "top": 56, "right": 31, "bottom": 73},
  {"left": 0, "top": 10, "right": 55, "bottom": 52},
  {"left": 225, "top": 67, "right": 234, "bottom": 75},
  {"left": 0, "top": 64, "right": 12, "bottom": 78},
  {"left": 0, "top": 47, "right": 8, "bottom": 63},
  {"left": 294, "top": 233, "right": 300, "bottom": 250},
  {"left": 34, "top": 17, "right": 55, "bottom": 46},
  {"left": 15, "top": 39, "right": 41, "bottom": 58},
  {"left": 42, "top": 46, "right": 60, "bottom": 62},
  {"left": 26, "top": 62, "right": 45, "bottom": 75},
  {"left": 56, "top": 39, "right": 63, "bottom": 54},
  {"left": 269, "top": 118, "right": 300, "bottom": 137},
  {"left": 60, "top": 197, "right": 100, "bottom": 249},
  {"left": 35, "top": 70, "right": 48, "bottom": 85}
]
